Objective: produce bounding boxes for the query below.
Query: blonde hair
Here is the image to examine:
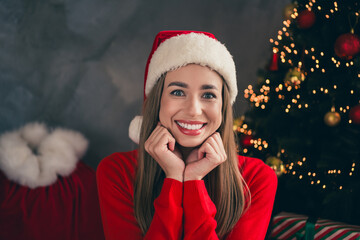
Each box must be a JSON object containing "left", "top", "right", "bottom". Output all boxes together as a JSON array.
[{"left": 134, "top": 72, "right": 249, "bottom": 238}]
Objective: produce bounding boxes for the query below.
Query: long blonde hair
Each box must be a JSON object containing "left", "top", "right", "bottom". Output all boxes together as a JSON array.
[{"left": 134, "top": 72, "right": 249, "bottom": 238}]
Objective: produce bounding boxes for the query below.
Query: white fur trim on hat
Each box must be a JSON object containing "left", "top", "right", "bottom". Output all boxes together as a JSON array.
[
  {"left": 129, "top": 116, "right": 143, "bottom": 144},
  {"left": 0, "top": 122, "right": 88, "bottom": 188},
  {"left": 146, "top": 32, "right": 238, "bottom": 104}
]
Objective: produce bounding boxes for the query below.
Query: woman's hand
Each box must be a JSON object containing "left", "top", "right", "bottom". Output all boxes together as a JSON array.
[
  {"left": 184, "top": 133, "right": 227, "bottom": 181},
  {"left": 145, "top": 123, "right": 185, "bottom": 182}
]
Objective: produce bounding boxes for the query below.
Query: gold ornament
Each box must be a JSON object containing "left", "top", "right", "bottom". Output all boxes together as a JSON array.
[
  {"left": 283, "top": 3, "right": 297, "bottom": 20},
  {"left": 266, "top": 156, "right": 285, "bottom": 176},
  {"left": 324, "top": 106, "right": 341, "bottom": 126},
  {"left": 284, "top": 67, "right": 305, "bottom": 87}
]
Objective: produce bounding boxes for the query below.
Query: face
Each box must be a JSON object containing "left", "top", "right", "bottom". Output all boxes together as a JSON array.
[{"left": 159, "top": 64, "right": 223, "bottom": 148}]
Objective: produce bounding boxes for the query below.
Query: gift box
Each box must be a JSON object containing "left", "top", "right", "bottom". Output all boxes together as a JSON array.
[{"left": 271, "top": 212, "right": 360, "bottom": 240}]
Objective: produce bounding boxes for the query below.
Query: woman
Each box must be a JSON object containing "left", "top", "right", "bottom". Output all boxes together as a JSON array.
[{"left": 97, "top": 30, "right": 277, "bottom": 240}]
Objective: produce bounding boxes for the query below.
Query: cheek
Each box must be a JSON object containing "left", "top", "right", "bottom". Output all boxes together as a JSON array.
[
  {"left": 208, "top": 103, "right": 222, "bottom": 127},
  {"left": 159, "top": 98, "right": 173, "bottom": 126}
]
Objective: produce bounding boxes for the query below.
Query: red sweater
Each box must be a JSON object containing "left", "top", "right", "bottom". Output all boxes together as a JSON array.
[{"left": 96, "top": 150, "right": 277, "bottom": 240}]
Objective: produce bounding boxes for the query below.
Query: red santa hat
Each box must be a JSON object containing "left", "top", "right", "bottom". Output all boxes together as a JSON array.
[{"left": 129, "top": 30, "right": 238, "bottom": 143}]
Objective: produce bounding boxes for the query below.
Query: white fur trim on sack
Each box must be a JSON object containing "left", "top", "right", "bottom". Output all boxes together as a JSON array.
[
  {"left": 146, "top": 32, "right": 238, "bottom": 104},
  {"left": 0, "top": 122, "right": 88, "bottom": 188},
  {"left": 129, "top": 116, "right": 143, "bottom": 144}
]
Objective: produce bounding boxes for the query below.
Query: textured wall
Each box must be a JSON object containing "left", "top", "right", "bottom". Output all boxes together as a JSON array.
[{"left": 0, "top": 0, "right": 289, "bottom": 168}]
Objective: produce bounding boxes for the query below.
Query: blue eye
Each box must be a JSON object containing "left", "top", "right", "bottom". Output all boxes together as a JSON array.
[
  {"left": 170, "top": 90, "right": 185, "bottom": 96},
  {"left": 203, "top": 92, "right": 216, "bottom": 99}
]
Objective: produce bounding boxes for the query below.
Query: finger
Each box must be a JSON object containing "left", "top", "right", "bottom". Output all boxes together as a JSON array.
[
  {"left": 146, "top": 126, "right": 161, "bottom": 145},
  {"left": 160, "top": 125, "right": 176, "bottom": 151},
  {"left": 168, "top": 136, "right": 175, "bottom": 151},
  {"left": 151, "top": 127, "right": 175, "bottom": 151},
  {"left": 206, "top": 135, "right": 221, "bottom": 156},
  {"left": 212, "top": 133, "right": 227, "bottom": 160},
  {"left": 198, "top": 143, "right": 207, "bottom": 160},
  {"left": 145, "top": 125, "right": 166, "bottom": 152},
  {"left": 198, "top": 141, "right": 216, "bottom": 160},
  {"left": 147, "top": 125, "right": 162, "bottom": 142}
]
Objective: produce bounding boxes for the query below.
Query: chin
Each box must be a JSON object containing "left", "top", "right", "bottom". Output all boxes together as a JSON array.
[{"left": 176, "top": 137, "right": 204, "bottom": 148}]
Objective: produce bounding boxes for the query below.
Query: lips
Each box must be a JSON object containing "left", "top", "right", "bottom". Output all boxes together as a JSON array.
[{"left": 175, "top": 120, "right": 206, "bottom": 136}]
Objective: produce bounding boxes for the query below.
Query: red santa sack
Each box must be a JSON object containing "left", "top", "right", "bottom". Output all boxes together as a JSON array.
[{"left": 0, "top": 123, "right": 105, "bottom": 240}]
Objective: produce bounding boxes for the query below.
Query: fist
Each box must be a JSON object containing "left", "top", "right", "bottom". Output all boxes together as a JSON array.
[
  {"left": 184, "top": 133, "right": 227, "bottom": 181},
  {"left": 145, "top": 124, "right": 185, "bottom": 181}
]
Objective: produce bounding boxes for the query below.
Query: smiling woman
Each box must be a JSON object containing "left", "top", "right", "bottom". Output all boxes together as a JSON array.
[
  {"left": 159, "top": 65, "right": 223, "bottom": 148},
  {"left": 96, "top": 31, "right": 278, "bottom": 240}
]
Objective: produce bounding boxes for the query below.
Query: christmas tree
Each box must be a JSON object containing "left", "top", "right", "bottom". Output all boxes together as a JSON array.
[{"left": 235, "top": 0, "right": 360, "bottom": 224}]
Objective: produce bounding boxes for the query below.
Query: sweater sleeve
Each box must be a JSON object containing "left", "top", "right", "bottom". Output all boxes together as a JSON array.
[
  {"left": 183, "top": 180, "right": 218, "bottom": 240},
  {"left": 227, "top": 157, "right": 278, "bottom": 240},
  {"left": 182, "top": 157, "right": 277, "bottom": 240},
  {"left": 96, "top": 152, "right": 183, "bottom": 240}
]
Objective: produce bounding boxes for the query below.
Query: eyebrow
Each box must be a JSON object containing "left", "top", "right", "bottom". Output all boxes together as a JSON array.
[
  {"left": 201, "top": 84, "right": 218, "bottom": 90},
  {"left": 167, "top": 81, "right": 219, "bottom": 90},
  {"left": 168, "top": 81, "right": 188, "bottom": 88}
]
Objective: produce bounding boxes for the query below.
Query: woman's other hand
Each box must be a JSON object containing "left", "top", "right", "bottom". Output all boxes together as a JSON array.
[
  {"left": 184, "top": 132, "right": 227, "bottom": 181},
  {"left": 145, "top": 123, "right": 185, "bottom": 182}
]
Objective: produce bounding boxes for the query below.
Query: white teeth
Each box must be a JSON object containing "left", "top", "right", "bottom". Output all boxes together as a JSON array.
[{"left": 176, "top": 121, "right": 204, "bottom": 130}]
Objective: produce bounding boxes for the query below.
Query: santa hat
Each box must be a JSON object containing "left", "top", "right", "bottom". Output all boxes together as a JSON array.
[{"left": 129, "top": 30, "right": 238, "bottom": 143}]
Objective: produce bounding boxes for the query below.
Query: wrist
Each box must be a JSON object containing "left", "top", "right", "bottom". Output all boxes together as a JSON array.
[
  {"left": 183, "top": 169, "right": 203, "bottom": 181},
  {"left": 165, "top": 175, "right": 184, "bottom": 182}
]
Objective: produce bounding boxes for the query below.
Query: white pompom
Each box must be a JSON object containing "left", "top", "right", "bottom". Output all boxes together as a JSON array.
[
  {"left": 129, "top": 116, "right": 143, "bottom": 144},
  {"left": 21, "top": 122, "right": 48, "bottom": 148}
]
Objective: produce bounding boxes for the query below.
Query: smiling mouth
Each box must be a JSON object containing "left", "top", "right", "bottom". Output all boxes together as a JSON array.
[{"left": 175, "top": 121, "right": 206, "bottom": 130}]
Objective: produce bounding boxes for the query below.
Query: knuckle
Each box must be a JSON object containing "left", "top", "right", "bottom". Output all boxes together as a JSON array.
[
  {"left": 153, "top": 146, "right": 162, "bottom": 155},
  {"left": 144, "top": 142, "right": 149, "bottom": 151}
]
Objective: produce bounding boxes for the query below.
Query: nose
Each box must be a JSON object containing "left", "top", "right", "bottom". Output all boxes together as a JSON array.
[{"left": 185, "top": 95, "right": 202, "bottom": 117}]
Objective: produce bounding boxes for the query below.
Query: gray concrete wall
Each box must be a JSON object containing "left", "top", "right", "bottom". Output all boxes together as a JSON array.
[{"left": 0, "top": 0, "right": 289, "bottom": 168}]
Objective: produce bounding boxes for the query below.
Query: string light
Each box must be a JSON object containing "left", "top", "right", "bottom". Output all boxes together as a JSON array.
[{"left": 242, "top": 0, "right": 359, "bottom": 192}]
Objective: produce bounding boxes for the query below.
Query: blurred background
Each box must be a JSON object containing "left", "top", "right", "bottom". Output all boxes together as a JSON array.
[
  {"left": 0, "top": 0, "right": 289, "bottom": 168},
  {"left": 2, "top": 1, "right": 360, "bottom": 238}
]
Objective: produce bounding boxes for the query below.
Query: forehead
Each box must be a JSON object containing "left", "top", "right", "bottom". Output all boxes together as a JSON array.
[{"left": 164, "top": 64, "right": 223, "bottom": 89}]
